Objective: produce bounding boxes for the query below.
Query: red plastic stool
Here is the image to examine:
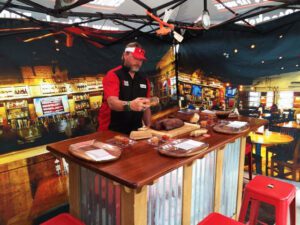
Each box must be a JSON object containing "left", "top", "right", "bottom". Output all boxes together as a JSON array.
[
  {"left": 198, "top": 212, "right": 244, "bottom": 225},
  {"left": 239, "top": 175, "right": 296, "bottom": 225},
  {"left": 41, "top": 213, "right": 85, "bottom": 225}
]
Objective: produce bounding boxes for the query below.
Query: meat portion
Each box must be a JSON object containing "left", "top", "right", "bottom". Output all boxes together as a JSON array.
[
  {"left": 172, "top": 111, "right": 199, "bottom": 123},
  {"left": 151, "top": 118, "right": 184, "bottom": 131},
  {"left": 163, "top": 118, "right": 184, "bottom": 130}
]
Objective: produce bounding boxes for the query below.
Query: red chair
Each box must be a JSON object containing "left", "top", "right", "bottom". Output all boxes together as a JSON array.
[
  {"left": 245, "top": 140, "right": 253, "bottom": 180},
  {"left": 41, "top": 213, "right": 85, "bottom": 225},
  {"left": 239, "top": 175, "right": 296, "bottom": 225},
  {"left": 198, "top": 212, "right": 244, "bottom": 225}
]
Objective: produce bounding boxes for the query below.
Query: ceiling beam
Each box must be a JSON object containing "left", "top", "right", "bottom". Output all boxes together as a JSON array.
[
  {"left": 217, "top": 2, "right": 294, "bottom": 26},
  {"left": 16, "top": 0, "right": 51, "bottom": 14},
  {"left": 132, "top": 0, "right": 152, "bottom": 11},
  {"left": 0, "top": 0, "right": 12, "bottom": 13},
  {"left": 53, "top": 0, "right": 93, "bottom": 14},
  {"left": 215, "top": 0, "right": 258, "bottom": 31},
  {"left": 153, "top": 0, "right": 187, "bottom": 12}
]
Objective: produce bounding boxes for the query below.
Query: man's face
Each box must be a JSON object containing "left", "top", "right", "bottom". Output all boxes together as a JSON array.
[{"left": 123, "top": 52, "right": 144, "bottom": 72}]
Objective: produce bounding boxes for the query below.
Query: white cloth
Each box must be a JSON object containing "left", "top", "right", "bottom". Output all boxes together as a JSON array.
[{"left": 226, "top": 121, "right": 248, "bottom": 128}]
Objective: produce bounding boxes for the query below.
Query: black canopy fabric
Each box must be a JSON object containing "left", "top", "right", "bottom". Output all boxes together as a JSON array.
[
  {"left": 0, "top": 19, "right": 171, "bottom": 78},
  {"left": 179, "top": 11, "right": 300, "bottom": 85},
  {"left": 0, "top": 6, "right": 300, "bottom": 84}
]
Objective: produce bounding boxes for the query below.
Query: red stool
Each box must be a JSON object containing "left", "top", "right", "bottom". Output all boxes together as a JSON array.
[
  {"left": 198, "top": 213, "right": 244, "bottom": 225},
  {"left": 41, "top": 213, "right": 85, "bottom": 225},
  {"left": 239, "top": 175, "right": 296, "bottom": 225}
]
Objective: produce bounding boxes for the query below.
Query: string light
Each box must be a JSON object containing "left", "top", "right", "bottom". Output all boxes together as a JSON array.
[
  {"left": 278, "top": 56, "right": 283, "bottom": 60},
  {"left": 251, "top": 44, "right": 256, "bottom": 49},
  {"left": 223, "top": 52, "right": 229, "bottom": 58},
  {"left": 234, "top": 49, "right": 238, "bottom": 53}
]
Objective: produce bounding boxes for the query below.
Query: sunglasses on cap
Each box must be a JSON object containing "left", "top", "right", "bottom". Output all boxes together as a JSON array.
[{"left": 125, "top": 47, "right": 147, "bottom": 61}]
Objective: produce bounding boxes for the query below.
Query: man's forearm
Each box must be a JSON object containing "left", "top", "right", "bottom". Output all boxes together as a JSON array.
[
  {"left": 107, "top": 97, "right": 126, "bottom": 111},
  {"left": 107, "top": 96, "right": 150, "bottom": 112},
  {"left": 143, "top": 108, "right": 151, "bottom": 127}
]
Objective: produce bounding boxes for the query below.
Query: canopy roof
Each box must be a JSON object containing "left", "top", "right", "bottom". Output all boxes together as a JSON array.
[
  {"left": 0, "top": 0, "right": 299, "bottom": 33},
  {"left": 0, "top": 0, "right": 299, "bottom": 84}
]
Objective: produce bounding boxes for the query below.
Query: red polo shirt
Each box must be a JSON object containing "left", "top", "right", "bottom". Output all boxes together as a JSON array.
[{"left": 98, "top": 65, "right": 151, "bottom": 132}]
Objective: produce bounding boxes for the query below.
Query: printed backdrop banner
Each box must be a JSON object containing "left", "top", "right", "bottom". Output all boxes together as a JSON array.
[
  {"left": 179, "top": 11, "right": 300, "bottom": 85},
  {"left": 0, "top": 19, "right": 170, "bottom": 78},
  {"left": 0, "top": 19, "right": 174, "bottom": 155}
]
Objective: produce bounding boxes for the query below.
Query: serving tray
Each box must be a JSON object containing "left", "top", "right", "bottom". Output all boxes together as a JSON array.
[
  {"left": 213, "top": 121, "right": 250, "bottom": 134},
  {"left": 69, "top": 139, "right": 121, "bottom": 162},
  {"left": 157, "top": 139, "right": 209, "bottom": 157}
]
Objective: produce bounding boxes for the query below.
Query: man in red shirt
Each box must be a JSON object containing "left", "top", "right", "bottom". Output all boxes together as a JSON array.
[{"left": 98, "top": 42, "right": 151, "bottom": 134}]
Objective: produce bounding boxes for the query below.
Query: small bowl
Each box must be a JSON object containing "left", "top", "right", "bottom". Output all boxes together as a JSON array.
[{"left": 215, "top": 111, "right": 231, "bottom": 119}]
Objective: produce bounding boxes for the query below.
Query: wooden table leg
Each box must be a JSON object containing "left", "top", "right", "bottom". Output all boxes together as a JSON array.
[
  {"left": 121, "top": 185, "right": 147, "bottom": 225},
  {"left": 236, "top": 137, "right": 246, "bottom": 219},
  {"left": 182, "top": 162, "right": 194, "bottom": 225},
  {"left": 68, "top": 161, "right": 81, "bottom": 219},
  {"left": 214, "top": 146, "right": 225, "bottom": 212}
]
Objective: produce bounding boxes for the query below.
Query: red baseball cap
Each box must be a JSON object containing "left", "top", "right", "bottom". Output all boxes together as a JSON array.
[{"left": 125, "top": 47, "right": 147, "bottom": 61}]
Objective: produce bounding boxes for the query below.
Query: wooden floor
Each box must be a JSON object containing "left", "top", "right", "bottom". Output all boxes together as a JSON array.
[{"left": 0, "top": 148, "right": 68, "bottom": 225}]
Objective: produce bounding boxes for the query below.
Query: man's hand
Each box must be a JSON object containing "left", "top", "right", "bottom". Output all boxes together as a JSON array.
[{"left": 130, "top": 97, "right": 150, "bottom": 111}]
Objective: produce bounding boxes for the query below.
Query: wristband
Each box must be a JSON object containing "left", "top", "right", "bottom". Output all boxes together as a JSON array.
[{"left": 123, "top": 101, "right": 131, "bottom": 111}]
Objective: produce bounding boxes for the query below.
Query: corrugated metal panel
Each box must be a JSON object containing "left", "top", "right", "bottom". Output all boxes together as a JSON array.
[
  {"left": 147, "top": 167, "right": 183, "bottom": 225},
  {"left": 220, "top": 138, "right": 241, "bottom": 217},
  {"left": 190, "top": 151, "right": 216, "bottom": 225},
  {"left": 80, "top": 167, "right": 121, "bottom": 225},
  {"left": 78, "top": 138, "right": 242, "bottom": 225}
]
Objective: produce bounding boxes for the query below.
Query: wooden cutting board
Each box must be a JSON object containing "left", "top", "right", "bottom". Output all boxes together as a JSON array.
[{"left": 149, "top": 122, "right": 200, "bottom": 138}]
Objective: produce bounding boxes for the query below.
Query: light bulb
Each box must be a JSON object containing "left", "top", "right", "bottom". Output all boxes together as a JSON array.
[{"left": 202, "top": 10, "right": 210, "bottom": 30}]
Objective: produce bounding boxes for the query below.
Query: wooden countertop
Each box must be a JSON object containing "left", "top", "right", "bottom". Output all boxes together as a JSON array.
[{"left": 47, "top": 116, "right": 267, "bottom": 189}]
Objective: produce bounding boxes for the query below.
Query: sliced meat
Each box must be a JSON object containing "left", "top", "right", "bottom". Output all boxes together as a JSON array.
[{"left": 151, "top": 118, "right": 184, "bottom": 131}]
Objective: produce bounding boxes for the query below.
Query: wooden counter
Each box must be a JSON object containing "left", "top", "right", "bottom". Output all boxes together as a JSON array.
[
  {"left": 47, "top": 115, "right": 267, "bottom": 225},
  {"left": 276, "top": 121, "right": 300, "bottom": 129}
]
